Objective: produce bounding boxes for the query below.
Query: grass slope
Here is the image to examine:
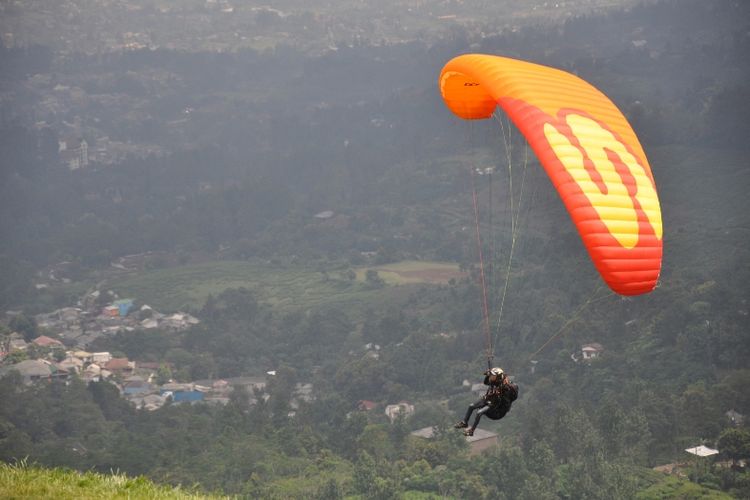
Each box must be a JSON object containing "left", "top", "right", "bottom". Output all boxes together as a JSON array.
[
  {"left": 0, "top": 462, "right": 226, "bottom": 500},
  {"left": 636, "top": 473, "right": 733, "bottom": 500}
]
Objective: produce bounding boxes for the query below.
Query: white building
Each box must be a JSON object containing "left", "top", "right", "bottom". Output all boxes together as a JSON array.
[
  {"left": 385, "top": 401, "right": 415, "bottom": 422},
  {"left": 581, "top": 343, "right": 604, "bottom": 360},
  {"left": 59, "top": 138, "right": 89, "bottom": 170}
]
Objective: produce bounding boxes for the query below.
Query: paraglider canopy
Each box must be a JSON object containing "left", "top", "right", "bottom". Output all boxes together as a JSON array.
[{"left": 439, "top": 54, "right": 663, "bottom": 296}]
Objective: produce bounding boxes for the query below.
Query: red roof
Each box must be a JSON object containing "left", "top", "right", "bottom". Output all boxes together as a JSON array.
[
  {"left": 33, "top": 335, "right": 64, "bottom": 347},
  {"left": 105, "top": 358, "right": 132, "bottom": 371},
  {"left": 358, "top": 400, "right": 377, "bottom": 411}
]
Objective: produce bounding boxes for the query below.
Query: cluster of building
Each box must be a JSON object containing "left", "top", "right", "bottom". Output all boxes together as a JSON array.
[
  {"left": 56, "top": 133, "right": 162, "bottom": 169},
  {"left": 0, "top": 292, "right": 214, "bottom": 412},
  {"left": 2, "top": 328, "right": 505, "bottom": 453},
  {"left": 0, "top": 344, "right": 135, "bottom": 386},
  {"left": 357, "top": 399, "right": 415, "bottom": 423},
  {"left": 122, "top": 376, "right": 277, "bottom": 411},
  {"left": 33, "top": 298, "right": 199, "bottom": 349},
  {"left": 0, "top": 336, "right": 316, "bottom": 414}
]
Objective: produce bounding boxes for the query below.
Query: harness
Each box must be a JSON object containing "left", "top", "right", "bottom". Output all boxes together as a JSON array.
[{"left": 483, "top": 382, "right": 517, "bottom": 420}]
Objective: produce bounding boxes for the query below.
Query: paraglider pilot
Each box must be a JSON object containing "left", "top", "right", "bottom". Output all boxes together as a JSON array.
[{"left": 455, "top": 367, "right": 518, "bottom": 436}]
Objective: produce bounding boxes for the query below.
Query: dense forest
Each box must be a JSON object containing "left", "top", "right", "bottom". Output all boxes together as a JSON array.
[{"left": 1, "top": 0, "right": 750, "bottom": 498}]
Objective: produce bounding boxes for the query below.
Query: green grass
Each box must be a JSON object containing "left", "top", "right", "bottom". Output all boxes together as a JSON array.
[
  {"left": 107, "top": 259, "right": 458, "bottom": 314},
  {"left": 636, "top": 473, "right": 732, "bottom": 500},
  {"left": 0, "top": 462, "right": 226, "bottom": 500}
]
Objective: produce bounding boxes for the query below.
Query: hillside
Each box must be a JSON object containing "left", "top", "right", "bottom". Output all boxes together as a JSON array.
[
  {"left": 104, "top": 259, "right": 462, "bottom": 313},
  {"left": 0, "top": 462, "right": 225, "bottom": 500},
  {"left": 1, "top": 0, "right": 749, "bottom": 498}
]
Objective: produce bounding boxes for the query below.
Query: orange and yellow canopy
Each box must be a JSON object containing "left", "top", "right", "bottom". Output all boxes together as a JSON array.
[{"left": 440, "top": 54, "right": 662, "bottom": 295}]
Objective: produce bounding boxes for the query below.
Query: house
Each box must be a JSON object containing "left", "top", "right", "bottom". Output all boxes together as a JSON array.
[
  {"left": 726, "top": 409, "right": 745, "bottom": 427},
  {"left": 685, "top": 445, "right": 719, "bottom": 458},
  {"left": 171, "top": 390, "right": 204, "bottom": 403},
  {"left": 82, "top": 363, "right": 111, "bottom": 382},
  {"left": 113, "top": 299, "right": 134, "bottom": 316},
  {"left": 212, "top": 379, "right": 230, "bottom": 391},
  {"left": 103, "top": 305, "right": 120, "bottom": 317},
  {"left": 161, "top": 313, "right": 200, "bottom": 329},
  {"left": 105, "top": 358, "right": 135, "bottom": 375},
  {"left": 160, "top": 382, "right": 194, "bottom": 394},
  {"left": 58, "top": 137, "right": 89, "bottom": 169},
  {"left": 294, "top": 383, "right": 314, "bottom": 403},
  {"left": 465, "top": 428, "right": 500, "bottom": 455},
  {"left": 57, "top": 356, "right": 84, "bottom": 374},
  {"left": 160, "top": 383, "right": 204, "bottom": 404},
  {"left": 224, "top": 376, "right": 267, "bottom": 393},
  {"left": 193, "top": 383, "right": 212, "bottom": 393},
  {"left": 358, "top": 400, "right": 377, "bottom": 411},
  {"left": 123, "top": 377, "right": 152, "bottom": 396},
  {"left": 581, "top": 343, "right": 604, "bottom": 360},
  {"left": 83, "top": 363, "right": 101, "bottom": 378},
  {"left": 58, "top": 307, "right": 82, "bottom": 322},
  {"left": 530, "top": 360, "right": 539, "bottom": 375},
  {"left": 411, "top": 426, "right": 499, "bottom": 455},
  {"left": 385, "top": 401, "right": 415, "bottom": 422},
  {"left": 2, "top": 359, "right": 68, "bottom": 384},
  {"left": 91, "top": 352, "right": 112, "bottom": 364},
  {"left": 8, "top": 337, "right": 28, "bottom": 351},
  {"left": 141, "top": 318, "right": 159, "bottom": 329},
  {"left": 32, "top": 335, "right": 65, "bottom": 349},
  {"left": 71, "top": 350, "right": 93, "bottom": 362},
  {"left": 131, "top": 393, "right": 168, "bottom": 411},
  {"left": 2, "top": 359, "right": 51, "bottom": 383},
  {"left": 314, "top": 210, "right": 334, "bottom": 219}
]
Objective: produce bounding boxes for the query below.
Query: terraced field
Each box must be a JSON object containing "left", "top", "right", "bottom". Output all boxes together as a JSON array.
[{"left": 106, "top": 259, "right": 463, "bottom": 314}]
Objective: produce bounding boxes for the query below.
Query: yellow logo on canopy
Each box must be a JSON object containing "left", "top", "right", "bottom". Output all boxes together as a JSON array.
[{"left": 543, "top": 113, "right": 662, "bottom": 249}]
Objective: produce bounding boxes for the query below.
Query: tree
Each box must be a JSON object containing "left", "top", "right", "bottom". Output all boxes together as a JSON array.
[
  {"left": 0, "top": 255, "right": 34, "bottom": 311},
  {"left": 156, "top": 363, "right": 173, "bottom": 385},
  {"left": 353, "top": 450, "right": 377, "bottom": 495},
  {"left": 266, "top": 365, "right": 297, "bottom": 419},
  {"left": 716, "top": 370, "right": 750, "bottom": 415},
  {"left": 357, "top": 424, "right": 395, "bottom": 461},
  {"left": 9, "top": 314, "right": 37, "bottom": 342},
  {"left": 315, "top": 478, "right": 343, "bottom": 500},
  {"left": 334, "top": 356, "right": 388, "bottom": 401},
  {"left": 365, "top": 270, "right": 384, "bottom": 288},
  {"left": 678, "top": 382, "right": 724, "bottom": 439},
  {"left": 5, "top": 350, "right": 28, "bottom": 364},
  {"left": 363, "top": 307, "right": 408, "bottom": 345},
  {"left": 717, "top": 428, "right": 750, "bottom": 467}
]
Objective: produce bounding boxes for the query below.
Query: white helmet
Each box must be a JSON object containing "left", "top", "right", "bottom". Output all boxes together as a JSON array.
[{"left": 490, "top": 367, "right": 504, "bottom": 377}]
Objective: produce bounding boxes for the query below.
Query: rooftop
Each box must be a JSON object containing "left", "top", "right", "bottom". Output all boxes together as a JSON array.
[
  {"left": 410, "top": 426, "right": 498, "bottom": 443},
  {"left": 685, "top": 445, "right": 719, "bottom": 457}
]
